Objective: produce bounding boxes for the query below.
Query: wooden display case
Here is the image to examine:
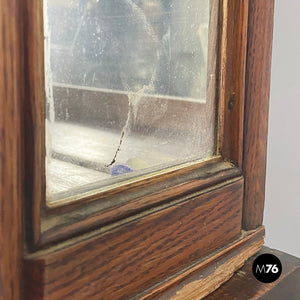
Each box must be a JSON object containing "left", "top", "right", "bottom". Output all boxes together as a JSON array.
[{"left": 0, "top": 0, "right": 274, "bottom": 299}]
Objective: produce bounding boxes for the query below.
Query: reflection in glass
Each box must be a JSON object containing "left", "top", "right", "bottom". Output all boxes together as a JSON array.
[{"left": 45, "top": 0, "right": 217, "bottom": 201}]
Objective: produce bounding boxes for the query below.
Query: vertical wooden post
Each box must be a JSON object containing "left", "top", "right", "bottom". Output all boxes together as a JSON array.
[
  {"left": 0, "top": 1, "right": 24, "bottom": 299},
  {"left": 243, "top": 0, "right": 275, "bottom": 229}
]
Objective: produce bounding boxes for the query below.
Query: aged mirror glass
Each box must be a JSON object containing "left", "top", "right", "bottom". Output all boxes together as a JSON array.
[{"left": 44, "top": 0, "right": 218, "bottom": 202}]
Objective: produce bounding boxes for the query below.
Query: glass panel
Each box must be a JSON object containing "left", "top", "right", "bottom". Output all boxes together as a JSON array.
[{"left": 44, "top": 0, "right": 218, "bottom": 202}]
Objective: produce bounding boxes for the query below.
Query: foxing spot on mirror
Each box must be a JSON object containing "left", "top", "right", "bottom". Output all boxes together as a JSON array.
[{"left": 44, "top": 0, "right": 218, "bottom": 202}]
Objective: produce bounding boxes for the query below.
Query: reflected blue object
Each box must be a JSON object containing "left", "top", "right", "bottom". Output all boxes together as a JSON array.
[{"left": 111, "top": 164, "right": 133, "bottom": 176}]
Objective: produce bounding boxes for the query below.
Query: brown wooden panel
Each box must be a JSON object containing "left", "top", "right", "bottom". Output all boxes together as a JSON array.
[
  {"left": 40, "top": 159, "right": 241, "bottom": 247},
  {"left": 140, "top": 227, "right": 265, "bottom": 300},
  {"left": 218, "top": 0, "right": 248, "bottom": 166},
  {"left": 242, "top": 0, "right": 275, "bottom": 230},
  {"left": 0, "top": 1, "right": 24, "bottom": 299},
  {"left": 23, "top": 0, "right": 45, "bottom": 245},
  {"left": 24, "top": 178, "right": 243, "bottom": 300}
]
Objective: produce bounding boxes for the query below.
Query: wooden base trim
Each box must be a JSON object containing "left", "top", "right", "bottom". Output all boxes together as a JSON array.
[
  {"left": 139, "top": 227, "right": 265, "bottom": 300},
  {"left": 165, "top": 240, "right": 263, "bottom": 300},
  {"left": 205, "top": 246, "right": 300, "bottom": 299}
]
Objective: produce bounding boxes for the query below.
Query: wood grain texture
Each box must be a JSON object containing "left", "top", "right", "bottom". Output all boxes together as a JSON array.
[
  {"left": 24, "top": 178, "right": 243, "bottom": 300},
  {"left": 167, "top": 241, "right": 263, "bottom": 300},
  {"left": 242, "top": 0, "right": 275, "bottom": 230},
  {"left": 218, "top": 0, "right": 248, "bottom": 166},
  {"left": 41, "top": 159, "right": 241, "bottom": 247},
  {"left": 0, "top": 1, "right": 24, "bottom": 299},
  {"left": 139, "top": 226, "right": 265, "bottom": 299},
  {"left": 155, "top": 236, "right": 263, "bottom": 300},
  {"left": 23, "top": 0, "right": 45, "bottom": 246},
  {"left": 205, "top": 246, "right": 300, "bottom": 300}
]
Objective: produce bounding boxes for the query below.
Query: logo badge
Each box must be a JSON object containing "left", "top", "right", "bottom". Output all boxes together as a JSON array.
[{"left": 252, "top": 253, "right": 282, "bottom": 283}]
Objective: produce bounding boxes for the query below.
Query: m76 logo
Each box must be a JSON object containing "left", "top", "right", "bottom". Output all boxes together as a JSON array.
[
  {"left": 255, "top": 264, "right": 279, "bottom": 274},
  {"left": 252, "top": 253, "right": 282, "bottom": 283}
]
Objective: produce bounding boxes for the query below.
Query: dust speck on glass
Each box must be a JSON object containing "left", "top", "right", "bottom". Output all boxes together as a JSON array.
[{"left": 44, "top": 0, "right": 218, "bottom": 202}]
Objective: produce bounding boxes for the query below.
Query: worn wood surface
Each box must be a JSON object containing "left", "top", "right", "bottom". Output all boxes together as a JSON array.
[
  {"left": 242, "top": 0, "right": 275, "bottom": 230},
  {"left": 41, "top": 159, "right": 241, "bottom": 247},
  {"left": 260, "top": 268, "right": 300, "bottom": 300},
  {"left": 24, "top": 178, "right": 243, "bottom": 300},
  {"left": 164, "top": 241, "right": 263, "bottom": 300},
  {"left": 218, "top": 0, "right": 249, "bottom": 167},
  {"left": 205, "top": 246, "right": 300, "bottom": 300},
  {"left": 139, "top": 226, "right": 264, "bottom": 299},
  {"left": 0, "top": 1, "right": 24, "bottom": 299}
]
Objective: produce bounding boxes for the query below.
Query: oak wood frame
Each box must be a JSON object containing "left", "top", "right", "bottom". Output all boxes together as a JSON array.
[
  {"left": 0, "top": 0, "right": 24, "bottom": 299},
  {"left": 25, "top": 0, "right": 248, "bottom": 249},
  {"left": 0, "top": 0, "right": 274, "bottom": 299}
]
